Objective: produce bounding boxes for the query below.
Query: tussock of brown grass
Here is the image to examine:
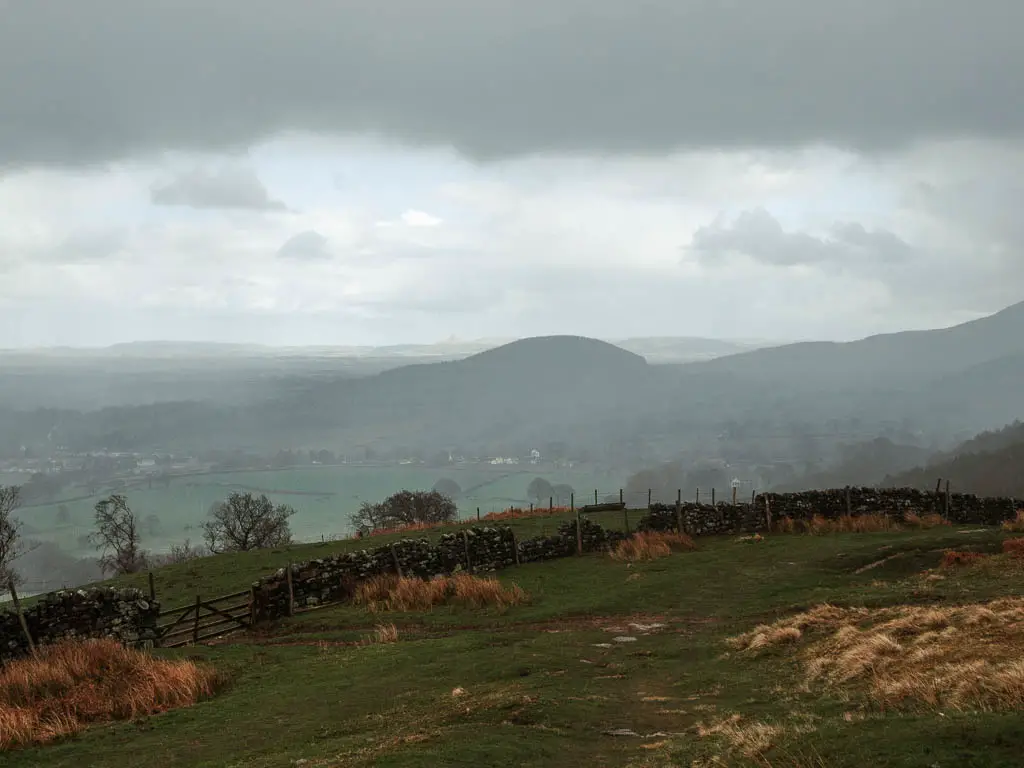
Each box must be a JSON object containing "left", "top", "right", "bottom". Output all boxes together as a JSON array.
[
  {"left": 353, "top": 573, "right": 528, "bottom": 612},
  {"left": 610, "top": 531, "right": 696, "bottom": 562},
  {"left": 730, "top": 598, "right": 1024, "bottom": 711},
  {"left": 1002, "top": 510, "right": 1024, "bottom": 532},
  {"left": 0, "top": 639, "right": 223, "bottom": 750},
  {"left": 940, "top": 550, "right": 988, "bottom": 569},
  {"left": 1002, "top": 538, "right": 1024, "bottom": 557},
  {"left": 370, "top": 623, "right": 399, "bottom": 644},
  {"left": 694, "top": 713, "right": 786, "bottom": 760}
]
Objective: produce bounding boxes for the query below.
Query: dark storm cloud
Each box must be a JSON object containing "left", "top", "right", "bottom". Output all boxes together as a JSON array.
[
  {"left": 688, "top": 208, "right": 917, "bottom": 267},
  {"left": 276, "top": 231, "right": 331, "bottom": 261},
  {"left": 0, "top": 1, "right": 1021, "bottom": 167},
  {"left": 151, "top": 168, "right": 286, "bottom": 211}
]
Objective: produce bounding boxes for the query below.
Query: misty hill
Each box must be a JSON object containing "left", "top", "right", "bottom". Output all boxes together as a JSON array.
[
  {"left": 693, "top": 300, "right": 1024, "bottom": 389},
  {"left": 0, "top": 335, "right": 764, "bottom": 411},
  {"left": 260, "top": 336, "right": 656, "bottom": 450},
  {"left": 3, "top": 302, "right": 1023, "bottom": 463},
  {"left": 882, "top": 421, "right": 1024, "bottom": 498}
]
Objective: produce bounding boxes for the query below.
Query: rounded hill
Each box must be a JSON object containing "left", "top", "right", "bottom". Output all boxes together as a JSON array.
[{"left": 459, "top": 335, "right": 647, "bottom": 373}]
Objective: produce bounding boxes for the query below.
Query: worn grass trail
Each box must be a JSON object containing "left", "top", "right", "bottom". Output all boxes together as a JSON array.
[{"left": 9, "top": 525, "right": 1024, "bottom": 767}]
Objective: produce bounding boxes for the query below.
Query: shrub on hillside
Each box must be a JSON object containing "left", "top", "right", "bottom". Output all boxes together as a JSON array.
[
  {"left": 350, "top": 490, "right": 458, "bottom": 535},
  {"left": 1002, "top": 538, "right": 1024, "bottom": 557},
  {"left": 940, "top": 550, "right": 988, "bottom": 569},
  {"left": 903, "top": 512, "right": 951, "bottom": 529},
  {"left": 1002, "top": 510, "right": 1024, "bottom": 532},
  {"left": 202, "top": 492, "right": 295, "bottom": 554},
  {"left": 0, "top": 639, "right": 224, "bottom": 750}
]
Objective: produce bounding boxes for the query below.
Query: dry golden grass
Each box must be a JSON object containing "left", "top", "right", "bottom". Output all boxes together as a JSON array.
[
  {"left": 610, "top": 531, "right": 696, "bottom": 562},
  {"left": 940, "top": 550, "right": 988, "bottom": 569},
  {"left": 363, "top": 520, "right": 445, "bottom": 538},
  {"left": 1002, "top": 510, "right": 1024, "bottom": 532},
  {"left": 0, "top": 639, "right": 223, "bottom": 750},
  {"left": 481, "top": 505, "right": 571, "bottom": 522},
  {"left": 369, "top": 623, "right": 399, "bottom": 644},
  {"left": 353, "top": 573, "right": 528, "bottom": 613},
  {"left": 811, "top": 513, "right": 901, "bottom": 534},
  {"left": 1002, "top": 537, "right": 1024, "bottom": 557},
  {"left": 730, "top": 597, "right": 1024, "bottom": 711},
  {"left": 693, "top": 713, "right": 821, "bottom": 765},
  {"left": 773, "top": 511, "right": 948, "bottom": 536},
  {"left": 773, "top": 513, "right": 901, "bottom": 535}
]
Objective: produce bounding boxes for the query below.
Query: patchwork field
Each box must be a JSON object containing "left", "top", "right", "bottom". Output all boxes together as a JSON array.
[
  {"left": 7, "top": 513, "right": 1024, "bottom": 767},
  {"left": 16, "top": 464, "right": 623, "bottom": 560}
]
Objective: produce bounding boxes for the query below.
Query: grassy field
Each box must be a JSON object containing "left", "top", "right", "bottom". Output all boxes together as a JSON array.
[
  {"left": 8, "top": 519, "right": 1024, "bottom": 766},
  {"left": 18, "top": 464, "right": 624, "bottom": 560}
]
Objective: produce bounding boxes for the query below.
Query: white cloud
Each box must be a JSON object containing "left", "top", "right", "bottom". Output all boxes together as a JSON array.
[
  {"left": 1, "top": 138, "right": 1022, "bottom": 347},
  {"left": 400, "top": 209, "right": 442, "bottom": 228}
]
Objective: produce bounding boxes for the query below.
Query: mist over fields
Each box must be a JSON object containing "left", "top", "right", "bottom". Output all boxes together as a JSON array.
[{"left": 3, "top": 301, "right": 1024, "bottom": 593}]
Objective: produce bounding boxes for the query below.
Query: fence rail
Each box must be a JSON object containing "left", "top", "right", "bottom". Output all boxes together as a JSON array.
[{"left": 155, "top": 588, "right": 251, "bottom": 648}]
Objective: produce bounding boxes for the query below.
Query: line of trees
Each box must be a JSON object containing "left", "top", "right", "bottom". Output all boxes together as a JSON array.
[{"left": 0, "top": 482, "right": 300, "bottom": 585}]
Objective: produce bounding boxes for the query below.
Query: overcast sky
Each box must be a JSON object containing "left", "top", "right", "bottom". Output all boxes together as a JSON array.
[{"left": 1, "top": 1, "right": 1022, "bottom": 348}]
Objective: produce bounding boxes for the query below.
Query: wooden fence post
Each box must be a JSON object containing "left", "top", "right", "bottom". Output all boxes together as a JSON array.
[
  {"left": 675, "top": 488, "right": 682, "bottom": 533},
  {"left": 148, "top": 571, "right": 156, "bottom": 602},
  {"left": 389, "top": 545, "right": 404, "bottom": 579},
  {"left": 549, "top": 496, "right": 553, "bottom": 511},
  {"left": 192, "top": 595, "right": 201, "bottom": 644},
  {"left": 765, "top": 495, "right": 773, "bottom": 532},
  {"left": 945, "top": 480, "right": 951, "bottom": 519},
  {"left": 573, "top": 493, "right": 582, "bottom": 555},
  {"left": 8, "top": 580, "right": 35, "bottom": 655},
  {"left": 249, "top": 586, "right": 257, "bottom": 626},
  {"left": 462, "top": 530, "right": 473, "bottom": 572},
  {"left": 530, "top": 502, "right": 534, "bottom": 514},
  {"left": 594, "top": 489, "right": 599, "bottom": 505},
  {"left": 647, "top": 488, "right": 652, "bottom": 509},
  {"left": 510, "top": 529, "right": 520, "bottom": 566},
  {"left": 285, "top": 563, "right": 295, "bottom": 617},
  {"left": 732, "top": 486, "right": 737, "bottom": 506},
  {"left": 711, "top": 488, "right": 716, "bottom": 506},
  {"left": 476, "top": 508, "right": 480, "bottom": 521}
]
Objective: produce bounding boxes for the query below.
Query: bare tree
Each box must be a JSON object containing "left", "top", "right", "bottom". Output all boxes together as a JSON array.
[
  {"left": 350, "top": 489, "right": 458, "bottom": 534},
  {"left": 148, "top": 538, "right": 209, "bottom": 567},
  {"left": 1, "top": 485, "right": 26, "bottom": 586},
  {"left": 202, "top": 492, "right": 295, "bottom": 554},
  {"left": 90, "top": 495, "right": 147, "bottom": 575}
]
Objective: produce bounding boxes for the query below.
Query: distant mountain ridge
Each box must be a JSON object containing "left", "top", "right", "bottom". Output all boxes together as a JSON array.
[{"left": 2, "top": 300, "right": 1023, "bottom": 462}]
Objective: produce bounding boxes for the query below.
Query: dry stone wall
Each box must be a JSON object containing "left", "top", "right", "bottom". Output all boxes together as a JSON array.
[
  {"left": 0, "top": 586, "right": 160, "bottom": 663},
  {"left": 252, "top": 519, "right": 627, "bottom": 622},
  {"left": 757, "top": 487, "right": 1019, "bottom": 526},
  {"left": 640, "top": 487, "right": 1020, "bottom": 534}
]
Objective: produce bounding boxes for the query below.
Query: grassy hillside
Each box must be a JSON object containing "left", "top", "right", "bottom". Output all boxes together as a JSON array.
[{"left": 9, "top": 520, "right": 1024, "bottom": 766}]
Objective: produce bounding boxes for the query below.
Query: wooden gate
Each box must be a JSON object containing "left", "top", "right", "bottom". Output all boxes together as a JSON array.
[{"left": 156, "top": 589, "right": 252, "bottom": 648}]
